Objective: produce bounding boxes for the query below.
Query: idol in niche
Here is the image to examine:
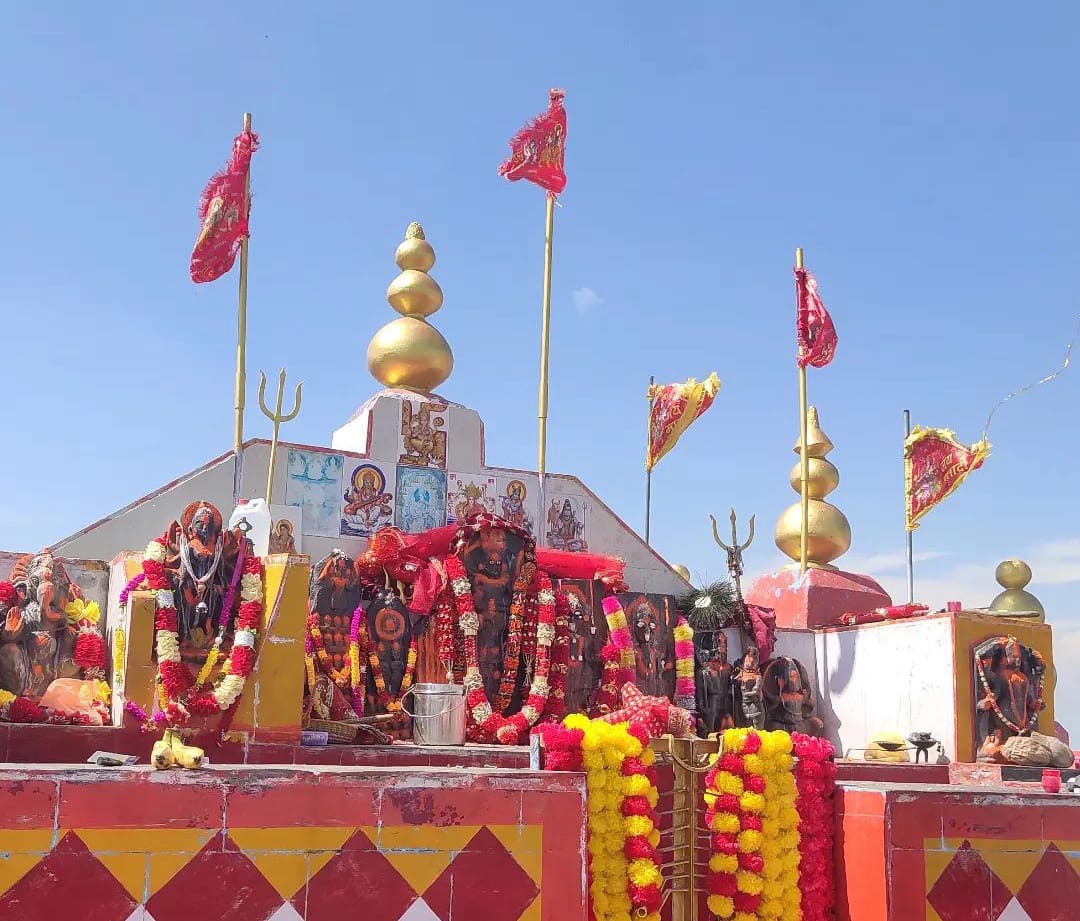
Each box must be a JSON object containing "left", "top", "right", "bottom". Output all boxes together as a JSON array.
[{"left": 438, "top": 513, "right": 571, "bottom": 743}]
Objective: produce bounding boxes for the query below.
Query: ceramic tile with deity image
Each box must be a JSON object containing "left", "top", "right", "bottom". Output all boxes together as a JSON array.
[
  {"left": 447, "top": 473, "right": 496, "bottom": 524},
  {"left": 285, "top": 449, "right": 344, "bottom": 538},
  {"left": 398, "top": 399, "right": 448, "bottom": 469},
  {"left": 543, "top": 493, "right": 588, "bottom": 552},
  {"left": 395, "top": 466, "right": 448, "bottom": 533},
  {"left": 496, "top": 474, "right": 539, "bottom": 539},
  {"left": 340, "top": 462, "right": 396, "bottom": 538}
]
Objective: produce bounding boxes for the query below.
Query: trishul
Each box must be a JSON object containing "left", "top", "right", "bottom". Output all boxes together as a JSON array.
[
  {"left": 710, "top": 508, "right": 755, "bottom": 602},
  {"left": 258, "top": 368, "right": 303, "bottom": 505}
]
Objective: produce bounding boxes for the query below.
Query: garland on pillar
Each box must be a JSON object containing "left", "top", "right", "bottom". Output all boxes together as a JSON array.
[
  {"left": 792, "top": 733, "right": 837, "bottom": 921},
  {"left": 537, "top": 708, "right": 664, "bottom": 921},
  {"left": 705, "top": 728, "right": 835, "bottom": 921}
]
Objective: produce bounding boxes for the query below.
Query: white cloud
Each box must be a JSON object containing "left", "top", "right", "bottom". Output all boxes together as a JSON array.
[
  {"left": 1030, "top": 539, "right": 1080, "bottom": 585},
  {"left": 572, "top": 287, "right": 601, "bottom": 313},
  {"left": 843, "top": 549, "right": 947, "bottom": 573}
]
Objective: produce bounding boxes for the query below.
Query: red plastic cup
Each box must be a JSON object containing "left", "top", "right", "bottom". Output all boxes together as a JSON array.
[
  {"left": 1042, "top": 769, "right": 1062, "bottom": 794},
  {"left": 946, "top": 601, "right": 962, "bottom": 613}
]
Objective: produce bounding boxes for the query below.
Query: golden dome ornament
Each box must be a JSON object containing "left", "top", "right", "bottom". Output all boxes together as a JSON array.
[
  {"left": 988, "top": 559, "right": 1045, "bottom": 622},
  {"left": 774, "top": 406, "right": 851, "bottom": 569},
  {"left": 367, "top": 223, "right": 454, "bottom": 392}
]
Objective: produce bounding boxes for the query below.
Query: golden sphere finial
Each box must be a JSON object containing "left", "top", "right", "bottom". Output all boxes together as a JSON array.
[
  {"left": 775, "top": 405, "right": 851, "bottom": 569},
  {"left": 989, "top": 559, "right": 1045, "bottom": 621},
  {"left": 672, "top": 564, "right": 692, "bottom": 583},
  {"left": 367, "top": 223, "right": 453, "bottom": 392},
  {"left": 996, "top": 559, "right": 1032, "bottom": 590}
]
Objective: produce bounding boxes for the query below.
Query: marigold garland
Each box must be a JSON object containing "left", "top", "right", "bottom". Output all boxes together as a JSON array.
[
  {"left": 447, "top": 554, "right": 555, "bottom": 744},
  {"left": 705, "top": 728, "right": 801, "bottom": 921},
  {"left": 593, "top": 596, "right": 635, "bottom": 715},
  {"left": 537, "top": 711, "right": 662, "bottom": 921},
  {"left": 673, "top": 616, "right": 696, "bottom": 713},
  {"left": 139, "top": 534, "right": 264, "bottom": 728},
  {"left": 793, "top": 733, "right": 837, "bottom": 921}
]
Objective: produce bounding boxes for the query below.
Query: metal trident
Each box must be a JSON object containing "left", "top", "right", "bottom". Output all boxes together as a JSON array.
[
  {"left": 258, "top": 368, "right": 303, "bottom": 505},
  {"left": 710, "top": 508, "right": 755, "bottom": 602}
]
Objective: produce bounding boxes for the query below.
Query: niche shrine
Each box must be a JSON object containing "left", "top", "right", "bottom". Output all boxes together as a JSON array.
[{"left": 0, "top": 219, "right": 1073, "bottom": 921}]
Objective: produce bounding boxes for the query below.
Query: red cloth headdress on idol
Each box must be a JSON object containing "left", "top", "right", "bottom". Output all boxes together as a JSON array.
[
  {"left": 356, "top": 516, "right": 626, "bottom": 614},
  {"left": 498, "top": 89, "right": 567, "bottom": 195}
]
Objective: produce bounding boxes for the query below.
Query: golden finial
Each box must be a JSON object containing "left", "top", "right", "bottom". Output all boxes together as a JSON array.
[
  {"left": 775, "top": 405, "right": 851, "bottom": 569},
  {"left": 367, "top": 223, "right": 454, "bottom": 391},
  {"left": 989, "top": 559, "right": 1045, "bottom": 621},
  {"left": 672, "top": 564, "right": 692, "bottom": 583}
]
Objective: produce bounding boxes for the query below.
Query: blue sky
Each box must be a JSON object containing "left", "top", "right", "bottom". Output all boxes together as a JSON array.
[{"left": 2, "top": 6, "right": 1078, "bottom": 725}]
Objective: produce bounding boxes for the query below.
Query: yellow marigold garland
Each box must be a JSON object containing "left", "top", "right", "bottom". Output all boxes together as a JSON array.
[
  {"left": 705, "top": 728, "right": 801, "bottom": 921},
  {"left": 563, "top": 713, "right": 663, "bottom": 921}
]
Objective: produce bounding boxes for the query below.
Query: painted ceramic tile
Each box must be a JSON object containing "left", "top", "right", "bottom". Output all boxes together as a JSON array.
[
  {"left": 268, "top": 504, "right": 302, "bottom": 554},
  {"left": 544, "top": 494, "right": 588, "bottom": 552},
  {"left": 398, "top": 400, "right": 448, "bottom": 469},
  {"left": 447, "top": 472, "right": 496, "bottom": 523},
  {"left": 395, "top": 466, "right": 448, "bottom": 533},
  {"left": 496, "top": 475, "right": 539, "bottom": 537},
  {"left": 340, "top": 462, "right": 395, "bottom": 537},
  {"left": 285, "top": 450, "right": 344, "bottom": 538}
]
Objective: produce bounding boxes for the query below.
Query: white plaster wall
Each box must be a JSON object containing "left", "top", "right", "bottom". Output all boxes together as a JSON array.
[
  {"left": 814, "top": 617, "right": 957, "bottom": 760},
  {"left": 49, "top": 390, "right": 690, "bottom": 597},
  {"left": 52, "top": 454, "right": 236, "bottom": 563}
]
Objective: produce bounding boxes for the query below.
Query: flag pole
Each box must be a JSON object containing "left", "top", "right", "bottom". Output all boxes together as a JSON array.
[
  {"left": 645, "top": 375, "right": 655, "bottom": 545},
  {"left": 537, "top": 192, "right": 556, "bottom": 478},
  {"left": 234, "top": 112, "right": 252, "bottom": 467},
  {"left": 796, "top": 246, "right": 809, "bottom": 574},
  {"left": 904, "top": 408, "right": 914, "bottom": 602}
]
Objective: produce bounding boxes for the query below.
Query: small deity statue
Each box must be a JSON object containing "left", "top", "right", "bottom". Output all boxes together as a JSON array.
[
  {"left": 305, "top": 550, "right": 365, "bottom": 722},
  {"left": 268, "top": 519, "right": 297, "bottom": 554},
  {"left": 161, "top": 502, "right": 244, "bottom": 670},
  {"left": 974, "top": 635, "right": 1047, "bottom": 762},
  {"left": 630, "top": 598, "right": 663, "bottom": 698},
  {"left": 695, "top": 632, "right": 734, "bottom": 736},
  {"left": 364, "top": 587, "right": 416, "bottom": 740},
  {"left": 462, "top": 523, "right": 529, "bottom": 701},
  {"left": 761, "top": 656, "right": 823, "bottom": 736},
  {"left": 566, "top": 587, "right": 601, "bottom": 713},
  {"left": 0, "top": 550, "right": 82, "bottom": 698},
  {"left": 735, "top": 646, "right": 764, "bottom": 729}
]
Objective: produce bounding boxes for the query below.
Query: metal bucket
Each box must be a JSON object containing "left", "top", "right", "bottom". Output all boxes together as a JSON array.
[{"left": 401, "top": 683, "right": 466, "bottom": 746}]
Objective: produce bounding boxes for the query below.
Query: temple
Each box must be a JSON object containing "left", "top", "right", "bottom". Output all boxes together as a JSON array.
[{"left": 0, "top": 220, "right": 1073, "bottom": 921}]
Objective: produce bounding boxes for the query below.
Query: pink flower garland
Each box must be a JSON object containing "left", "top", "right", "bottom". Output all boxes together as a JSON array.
[
  {"left": 793, "top": 733, "right": 837, "bottom": 921},
  {"left": 673, "top": 616, "right": 695, "bottom": 713}
]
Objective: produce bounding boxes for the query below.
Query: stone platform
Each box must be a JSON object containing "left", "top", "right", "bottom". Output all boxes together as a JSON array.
[
  {"left": 835, "top": 781, "right": 1080, "bottom": 921},
  {"left": 0, "top": 762, "right": 585, "bottom": 921}
]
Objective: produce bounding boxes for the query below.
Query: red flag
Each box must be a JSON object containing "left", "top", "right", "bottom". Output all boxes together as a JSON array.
[
  {"left": 498, "top": 89, "right": 567, "bottom": 195},
  {"left": 795, "top": 267, "right": 838, "bottom": 368},
  {"left": 904, "top": 427, "right": 990, "bottom": 530},
  {"left": 189, "top": 127, "right": 259, "bottom": 284}
]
